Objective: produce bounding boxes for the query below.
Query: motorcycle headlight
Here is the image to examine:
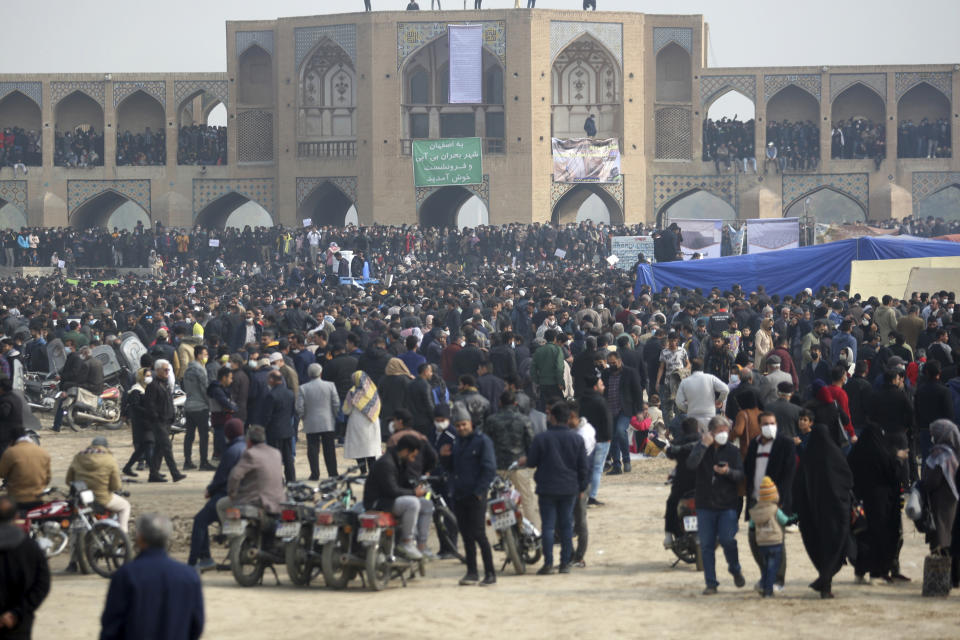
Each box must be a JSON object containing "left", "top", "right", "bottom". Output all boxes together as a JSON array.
[{"left": 80, "top": 490, "right": 95, "bottom": 505}]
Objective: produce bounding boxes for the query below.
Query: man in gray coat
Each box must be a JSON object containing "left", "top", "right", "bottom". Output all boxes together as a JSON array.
[
  {"left": 217, "top": 425, "right": 285, "bottom": 521},
  {"left": 182, "top": 346, "right": 213, "bottom": 471},
  {"left": 296, "top": 363, "right": 340, "bottom": 479}
]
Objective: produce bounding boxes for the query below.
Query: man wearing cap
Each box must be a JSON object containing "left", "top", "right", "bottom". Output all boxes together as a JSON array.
[
  {"left": 189, "top": 418, "right": 246, "bottom": 571},
  {"left": 65, "top": 436, "right": 129, "bottom": 531},
  {"left": 766, "top": 382, "right": 801, "bottom": 442},
  {"left": 758, "top": 355, "right": 792, "bottom": 406}
]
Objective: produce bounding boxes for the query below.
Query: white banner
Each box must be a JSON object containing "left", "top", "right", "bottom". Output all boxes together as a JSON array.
[
  {"left": 746, "top": 218, "right": 800, "bottom": 254},
  {"left": 611, "top": 236, "right": 655, "bottom": 270},
  {"left": 448, "top": 25, "right": 482, "bottom": 104},
  {"left": 670, "top": 219, "right": 724, "bottom": 259}
]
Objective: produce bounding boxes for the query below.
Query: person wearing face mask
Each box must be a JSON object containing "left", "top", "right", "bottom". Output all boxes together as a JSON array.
[
  {"left": 744, "top": 412, "right": 796, "bottom": 592},
  {"left": 231, "top": 311, "right": 261, "bottom": 352},
  {"left": 686, "top": 416, "right": 746, "bottom": 595},
  {"left": 143, "top": 360, "right": 186, "bottom": 483},
  {"left": 182, "top": 346, "right": 213, "bottom": 471}
]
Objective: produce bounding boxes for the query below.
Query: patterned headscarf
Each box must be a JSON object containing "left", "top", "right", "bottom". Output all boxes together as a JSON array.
[
  {"left": 928, "top": 419, "right": 960, "bottom": 499},
  {"left": 385, "top": 358, "right": 414, "bottom": 379},
  {"left": 344, "top": 371, "right": 380, "bottom": 422}
]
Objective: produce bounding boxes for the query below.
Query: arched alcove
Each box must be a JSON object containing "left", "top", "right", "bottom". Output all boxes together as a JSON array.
[
  {"left": 702, "top": 90, "right": 756, "bottom": 165},
  {"left": 297, "top": 181, "right": 356, "bottom": 227},
  {"left": 897, "top": 83, "right": 951, "bottom": 159},
  {"left": 116, "top": 90, "right": 165, "bottom": 166},
  {"left": 297, "top": 37, "right": 356, "bottom": 145},
  {"left": 917, "top": 185, "right": 960, "bottom": 221},
  {"left": 195, "top": 192, "right": 273, "bottom": 230},
  {"left": 551, "top": 34, "right": 621, "bottom": 140},
  {"left": 207, "top": 103, "right": 227, "bottom": 126},
  {"left": 767, "top": 85, "right": 820, "bottom": 123},
  {"left": 657, "top": 189, "right": 736, "bottom": 228},
  {"left": 238, "top": 45, "right": 274, "bottom": 106},
  {"left": 0, "top": 201, "right": 27, "bottom": 230},
  {"left": 784, "top": 187, "right": 867, "bottom": 224},
  {"left": 401, "top": 35, "right": 505, "bottom": 150},
  {"left": 70, "top": 191, "right": 150, "bottom": 230},
  {"left": 553, "top": 184, "right": 622, "bottom": 226},
  {"left": 831, "top": 84, "right": 886, "bottom": 159},
  {"left": 177, "top": 92, "right": 227, "bottom": 165},
  {"left": 419, "top": 186, "right": 488, "bottom": 229},
  {"left": 56, "top": 91, "right": 104, "bottom": 133},
  {"left": 655, "top": 42, "right": 691, "bottom": 103},
  {"left": 0, "top": 92, "right": 42, "bottom": 166}
]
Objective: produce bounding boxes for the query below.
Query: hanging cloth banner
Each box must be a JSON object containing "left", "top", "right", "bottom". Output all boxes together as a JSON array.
[{"left": 449, "top": 24, "right": 483, "bottom": 104}]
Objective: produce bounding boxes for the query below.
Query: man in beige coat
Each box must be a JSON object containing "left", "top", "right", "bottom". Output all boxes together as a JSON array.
[{"left": 65, "top": 436, "right": 129, "bottom": 530}]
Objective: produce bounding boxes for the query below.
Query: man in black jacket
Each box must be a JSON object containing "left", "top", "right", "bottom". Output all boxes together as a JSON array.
[
  {"left": 578, "top": 375, "right": 611, "bottom": 506},
  {"left": 144, "top": 360, "right": 185, "bottom": 483},
  {"left": 364, "top": 435, "right": 431, "bottom": 560},
  {"left": 914, "top": 360, "right": 954, "bottom": 460},
  {"left": 686, "top": 416, "right": 746, "bottom": 595},
  {"left": 405, "top": 363, "right": 435, "bottom": 438},
  {"left": 663, "top": 417, "right": 699, "bottom": 548},
  {"left": 570, "top": 336, "right": 600, "bottom": 398},
  {"left": 743, "top": 412, "right": 796, "bottom": 591},
  {"left": 0, "top": 496, "right": 50, "bottom": 639},
  {"left": 0, "top": 379, "right": 23, "bottom": 456},
  {"left": 765, "top": 382, "right": 801, "bottom": 442},
  {"left": 843, "top": 361, "right": 873, "bottom": 437},
  {"left": 602, "top": 351, "right": 644, "bottom": 475},
  {"left": 265, "top": 371, "right": 296, "bottom": 482}
]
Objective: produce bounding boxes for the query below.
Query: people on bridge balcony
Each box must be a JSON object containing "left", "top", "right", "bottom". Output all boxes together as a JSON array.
[
  {"left": 766, "top": 120, "right": 819, "bottom": 173},
  {"left": 117, "top": 127, "right": 166, "bottom": 166},
  {"left": 54, "top": 127, "right": 103, "bottom": 168},
  {"left": 702, "top": 117, "right": 756, "bottom": 174},
  {"left": 0, "top": 127, "right": 41, "bottom": 169},
  {"left": 897, "top": 118, "right": 951, "bottom": 159},
  {"left": 178, "top": 125, "right": 227, "bottom": 166},
  {"left": 830, "top": 118, "right": 886, "bottom": 169}
]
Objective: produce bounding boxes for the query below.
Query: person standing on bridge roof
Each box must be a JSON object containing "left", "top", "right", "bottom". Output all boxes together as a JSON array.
[{"left": 584, "top": 114, "right": 597, "bottom": 138}]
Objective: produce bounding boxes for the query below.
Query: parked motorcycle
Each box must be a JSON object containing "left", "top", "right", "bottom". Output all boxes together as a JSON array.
[
  {"left": 487, "top": 464, "right": 542, "bottom": 575},
  {"left": 58, "top": 385, "right": 124, "bottom": 430},
  {"left": 423, "top": 474, "right": 462, "bottom": 562},
  {"left": 221, "top": 482, "right": 317, "bottom": 587},
  {"left": 17, "top": 481, "right": 132, "bottom": 578},
  {"left": 317, "top": 471, "right": 369, "bottom": 589},
  {"left": 23, "top": 371, "right": 59, "bottom": 412},
  {"left": 670, "top": 490, "right": 701, "bottom": 568}
]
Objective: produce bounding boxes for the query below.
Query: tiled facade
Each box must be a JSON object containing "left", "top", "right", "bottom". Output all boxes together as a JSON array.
[{"left": 67, "top": 180, "right": 151, "bottom": 214}]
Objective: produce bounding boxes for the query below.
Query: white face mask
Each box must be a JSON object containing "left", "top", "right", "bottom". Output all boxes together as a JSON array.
[
  {"left": 434, "top": 420, "right": 450, "bottom": 431},
  {"left": 728, "top": 374, "right": 739, "bottom": 386},
  {"left": 761, "top": 424, "right": 777, "bottom": 440},
  {"left": 387, "top": 420, "right": 395, "bottom": 435},
  {"left": 713, "top": 431, "right": 729, "bottom": 446},
  {"left": 144, "top": 376, "right": 153, "bottom": 385}
]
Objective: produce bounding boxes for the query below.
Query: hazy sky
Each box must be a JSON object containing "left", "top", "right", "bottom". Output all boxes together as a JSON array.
[{"left": 3, "top": 0, "right": 958, "bottom": 74}]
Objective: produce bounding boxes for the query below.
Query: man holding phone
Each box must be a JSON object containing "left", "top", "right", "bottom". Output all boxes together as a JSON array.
[{"left": 686, "top": 415, "right": 746, "bottom": 595}]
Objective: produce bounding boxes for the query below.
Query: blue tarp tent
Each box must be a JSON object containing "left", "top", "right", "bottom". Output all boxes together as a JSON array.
[{"left": 634, "top": 236, "right": 960, "bottom": 296}]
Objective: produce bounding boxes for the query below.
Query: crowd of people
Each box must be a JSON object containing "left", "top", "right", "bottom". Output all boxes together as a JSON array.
[
  {"left": 0, "top": 218, "right": 960, "bottom": 635},
  {"left": 702, "top": 118, "right": 824, "bottom": 175},
  {"left": 54, "top": 128, "right": 104, "bottom": 168},
  {"left": 830, "top": 118, "right": 886, "bottom": 167},
  {"left": 116, "top": 128, "right": 166, "bottom": 166},
  {"left": 0, "top": 127, "right": 41, "bottom": 171},
  {"left": 177, "top": 125, "right": 227, "bottom": 166},
  {"left": 765, "top": 120, "right": 820, "bottom": 173},
  {"left": 897, "top": 118, "right": 952, "bottom": 159},
  {"left": 702, "top": 117, "right": 756, "bottom": 174}
]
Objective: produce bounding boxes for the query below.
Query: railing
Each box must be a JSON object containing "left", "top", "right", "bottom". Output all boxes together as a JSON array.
[
  {"left": 297, "top": 141, "right": 356, "bottom": 158},
  {"left": 400, "top": 137, "right": 505, "bottom": 156}
]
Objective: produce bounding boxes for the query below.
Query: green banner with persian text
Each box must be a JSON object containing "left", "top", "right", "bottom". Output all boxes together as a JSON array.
[{"left": 412, "top": 138, "right": 483, "bottom": 187}]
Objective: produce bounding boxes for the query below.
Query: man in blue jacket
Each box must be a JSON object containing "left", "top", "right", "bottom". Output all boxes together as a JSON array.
[
  {"left": 101, "top": 513, "right": 204, "bottom": 640},
  {"left": 187, "top": 418, "right": 246, "bottom": 571},
  {"left": 441, "top": 402, "right": 497, "bottom": 586},
  {"left": 265, "top": 370, "right": 296, "bottom": 482},
  {"left": 522, "top": 401, "right": 589, "bottom": 575}
]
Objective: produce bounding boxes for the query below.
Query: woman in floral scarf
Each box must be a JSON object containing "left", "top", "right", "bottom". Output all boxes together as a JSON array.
[{"left": 342, "top": 371, "right": 382, "bottom": 472}]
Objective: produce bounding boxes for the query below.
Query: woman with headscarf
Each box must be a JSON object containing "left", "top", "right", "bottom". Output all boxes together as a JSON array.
[
  {"left": 920, "top": 419, "right": 960, "bottom": 554},
  {"left": 754, "top": 317, "right": 774, "bottom": 371},
  {"left": 731, "top": 389, "right": 761, "bottom": 459},
  {"left": 793, "top": 423, "right": 853, "bottom": 598},
  {"left": 378, "top": 358, "right": 414, "bottom": 441},
  {"left": 735, "top": 325, "right": 755, "bottom": 368},
  {"left": 342, "top": 370, "right": 382, "bottom": 472},
  {"left": 848, "top": 422, "right": 904, "bottom": 583}
]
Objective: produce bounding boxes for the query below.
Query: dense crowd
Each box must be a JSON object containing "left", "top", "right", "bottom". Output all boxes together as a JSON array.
[
  {"left": 702, "top": 117, "right": 756, "bottom": 173},
  {"left": 178, "top": 125, "right": 227, "bottom": 166},
  {"left": 765, "top": 120, "right": 820, "bottom": 172},
  {"left": 0, "top": 216, "right": 959, "bottom": 640},
  {"left": 54, "top": 128, "right": 104, "bottom": 168},
  {"left": 116, "top": 128, "right": 166, "bottom": 166},
  {"left": 0, "top": 127, "right": 41, "bottom": 170},
  {"left": 831, "top": 118, "right": 886, "bottom": 167},
  {"left": 897, "top": 118, "right": 952, "bottom": 159}
]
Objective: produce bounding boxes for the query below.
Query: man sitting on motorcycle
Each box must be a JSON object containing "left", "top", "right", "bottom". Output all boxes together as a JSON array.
[
  {"left": 663, "top": 417, "right": 700, "bottom": 549},
  {"left": 216, "top": 425, "right": 285, "bottom": 524},
  {"left": 363, "top": 433, "right": 432, "bottom": 560},
  {"left": 51, "top": 346, "right": 103, "bottom": 433},
  {"left": 65, "top": 436, "right": 129, "bottom": 531},
  {"left": 0, "top": 427, "right": 50, "bottom": 511}
]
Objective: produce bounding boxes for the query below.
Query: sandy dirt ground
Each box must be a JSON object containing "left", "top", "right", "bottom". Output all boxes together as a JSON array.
[{"left": 21, "top": 421, "right": 957, "bottom": 639}]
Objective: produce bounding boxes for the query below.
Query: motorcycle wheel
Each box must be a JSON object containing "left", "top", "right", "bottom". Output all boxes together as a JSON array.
[
  {"left": 229, "top": 530, "right": 265, "bottom": 587},
  {"left": 284, "top": 526, "right": 318, "bottom": 587},
  {"left": 432, "top": 504, "right": 464, "bottom": 563},
  {"left": 503, "top": 527, "right": 525, "bottom": 575},
  {"left": 364, "top": 538, "right": 391, "bottom": 591},
  {"left": 671, "top": 534, "right": 698, "bottom": 565},
  {"left": 521, "top": 536, "right": 542, "bottom": 566},
  {"left": 83, "top": 523, "right": 132, "bottom": 578},
  {"left": 67, "top": 405, "right": 89, "bottom": 431},
  {"left": 321, "top": 532, "right": 356, "bottom": 589}
]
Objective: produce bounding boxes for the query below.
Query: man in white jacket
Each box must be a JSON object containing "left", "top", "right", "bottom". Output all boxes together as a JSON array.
[{"left": 675, "top": 358, "right": 729, "bottom": 433}]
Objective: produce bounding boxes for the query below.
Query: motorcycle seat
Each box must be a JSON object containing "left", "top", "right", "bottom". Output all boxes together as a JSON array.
[{"left": 360, "top": 511, "right": 397, "bottom": 528}]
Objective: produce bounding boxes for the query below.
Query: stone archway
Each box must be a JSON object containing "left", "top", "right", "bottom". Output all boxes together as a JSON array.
[
  {"left": 297, "top": 179, "right": 356, "bottom": 227},
  {"left": 194, "top": 192, "right": 273, "bottom": 230},
  {"left": 783, "top": 186, "right": 868, "bottom": 224},
  {"left": 418, "top": 186, "right": 490, "bottom": 229},
  {"left": 70, "top": 191, "right": 151, "bottom": 230},
  {"left": 916, "top": 184, "right": 960, "bottom": 221},
  {"left": 656, "top": 188, "right": 737, "bottom": 228},
  {"left": 552, "top": 183, "right": 623, "bottom": 226}
]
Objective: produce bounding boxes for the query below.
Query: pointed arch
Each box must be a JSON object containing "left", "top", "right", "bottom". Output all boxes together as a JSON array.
[
  {"left": 55, "top": 90, "right": 104, "bottom": 135},
  {"left": 916, "top": 184, "right": 960, "bottom": 221},
  {"left": 656, "top": 42, "right": 691, "bottom": 103},
  {"left": 656, "top": 188, "right": 737, "bottom": 228},
  {"left": 831, "top": 82, "right": 885, "bottom": 124},
  {"left": 70, "top": 190, "right": 151, "bottom": 230},
  {"left": 238, "top": 44, "right": 274, "bottom": 107},
  {"left": 551, "top": 33, "right": 622, "bottom": 141},
  {"left": 783, "top": 185, "right": 867, "bottom": 222},
  {"left": 552, "top": 184, "right": 623, "bottom": 226},
  {"left": 896, "top": 81, "right": 950, "bottom": 128},
  {"left": 0, "top": 90, "right": 41, "bottom": 131},
  {"left": 194, "top": 191, "right": 273, "bottom": 230},
  {"left": 297, "top": 180, "right": 356, "bottom": 227},
  {"left": 767, "top": 84, "right": 820, "bottom": 123},
  {"left": 0, "top": 198, "right": 27, "bottom": 230},
  {"left": 419, "top": 186, "right": 477, "bottom": 228}
]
